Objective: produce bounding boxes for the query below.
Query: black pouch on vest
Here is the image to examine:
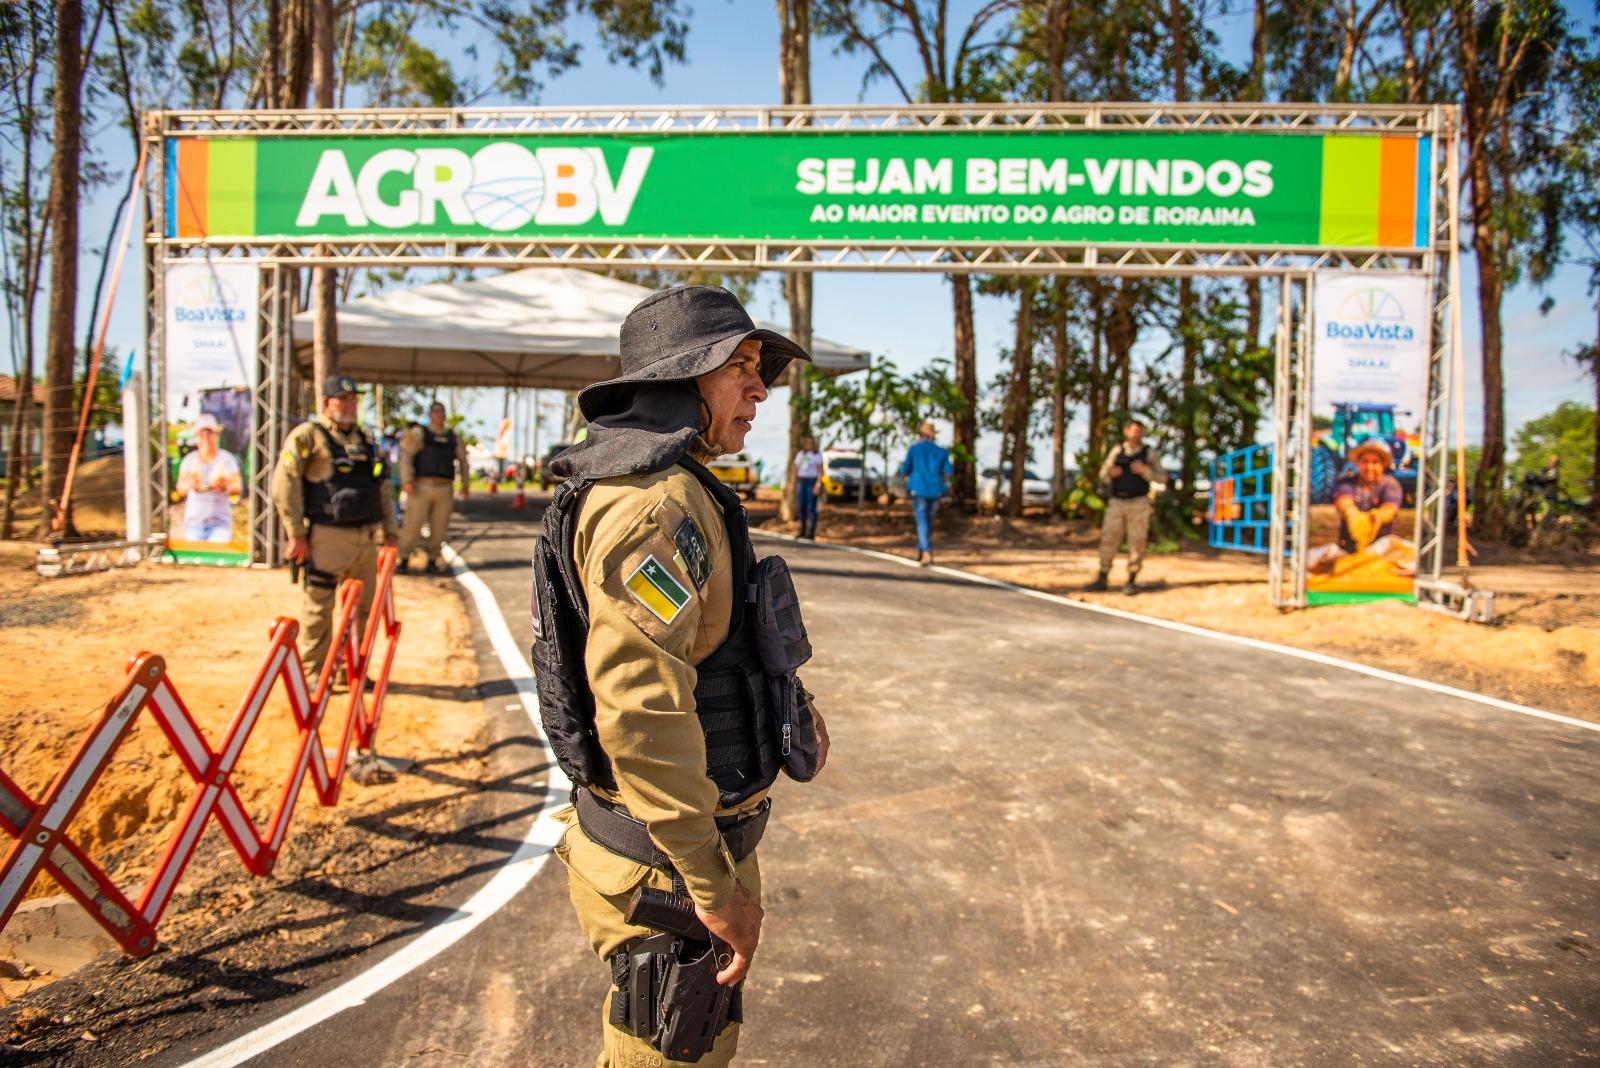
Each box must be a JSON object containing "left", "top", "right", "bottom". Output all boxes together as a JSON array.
[
  {"left": 765, "top": 673, "right": 819, "bottom": 782},
  {"left": 530, "top": 531, "right": 605, "bottom": 787},
  {"left": 750, "top": 556, "right": 819, "bottom": 782},
  {"left": 750, "top": 556, "right": 811, "bottom": 674}
]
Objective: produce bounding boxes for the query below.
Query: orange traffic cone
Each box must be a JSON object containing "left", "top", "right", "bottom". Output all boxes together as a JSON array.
[{"left": 512, "top": 481, "right": 527, "bottom": 509}]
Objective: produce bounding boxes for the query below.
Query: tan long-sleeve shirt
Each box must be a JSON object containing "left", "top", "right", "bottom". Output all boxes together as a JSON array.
[{"left": 573, "top": 464, "right": 766, "bottom": 912}]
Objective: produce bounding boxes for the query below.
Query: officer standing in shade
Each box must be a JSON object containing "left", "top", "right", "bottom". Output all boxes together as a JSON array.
[
  {"left": 531, "top": 286, "right": 830, "bottom": 1067},
  {"left": 397, "top": 401, "right": 469, "bottom": 574},
  {"left": 271, "top": 375, "right": 398, "bottom": 682},
  {"left": 1088, "top": 420, "right": 1166, "bottom": 594}
]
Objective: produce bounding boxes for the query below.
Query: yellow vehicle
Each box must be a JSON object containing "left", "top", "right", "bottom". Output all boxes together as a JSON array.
[{"left": 707, "top": 450, "right": 760, "bottom": 500}]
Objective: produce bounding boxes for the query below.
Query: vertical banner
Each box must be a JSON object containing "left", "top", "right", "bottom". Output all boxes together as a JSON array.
[
  {"left": 163, "top": 261, "right": 259, "bottom": 564},
  {"left": 1306, "top": 271, "right": 1431, "bottom": 603}
]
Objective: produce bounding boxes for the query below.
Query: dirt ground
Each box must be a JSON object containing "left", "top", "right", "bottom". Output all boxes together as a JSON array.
[
  {"left": 1, "top": 455, "right": 128, "bottom": 546},
  {"left": 755, "top": 493, "right": 1600, "bottom": 722},
  {"left": 0, "top": 558, "right": 484, "bottom": 1008}
]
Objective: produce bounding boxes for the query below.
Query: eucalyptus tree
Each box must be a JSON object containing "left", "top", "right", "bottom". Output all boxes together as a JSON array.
[
  {"left": 776, "top": 0, "right": 815, "bottom": 523},
  {"left": 814, "top": 0, "right": 1019, "bottom": 506},
  {"left": 0, "top": 1, "right": 52, "bottom": 538},
  {"left": 1450, "top": 0, "right": 1575, "bottom": 519}
]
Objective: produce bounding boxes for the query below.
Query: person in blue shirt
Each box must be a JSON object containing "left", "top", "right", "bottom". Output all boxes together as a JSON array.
[{"left": 900, "top": 420, "right": 954, "bottom": 565}]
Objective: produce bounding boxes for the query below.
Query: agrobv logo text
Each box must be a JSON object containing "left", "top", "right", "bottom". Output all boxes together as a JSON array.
[{"left": 295, "top": 144, "right": 654, "bottom": 232}]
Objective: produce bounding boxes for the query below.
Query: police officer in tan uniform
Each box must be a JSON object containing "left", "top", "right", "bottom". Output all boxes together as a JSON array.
[
  {"left": 271, "top": 375, "right": 398, "bottom": 681},
  {"left": 397, "top": 400, "right": 469, "bottom": 574},
  {"left": 533, "top": 287, "right": 830, "bottom": 1067}
]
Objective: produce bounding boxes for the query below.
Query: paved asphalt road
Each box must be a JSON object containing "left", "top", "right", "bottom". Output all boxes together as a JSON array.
[{"left": 212, "top": 493, "right": 1598, "bottom": 1067}]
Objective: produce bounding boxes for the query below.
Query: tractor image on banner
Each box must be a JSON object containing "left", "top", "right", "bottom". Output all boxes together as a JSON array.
[{"left": 1306, "top": 271, "right": 1431, "bottom": 604}]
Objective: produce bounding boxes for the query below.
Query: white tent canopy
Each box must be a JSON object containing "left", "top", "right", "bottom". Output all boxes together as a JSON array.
[{"left": 291, "top": 267, "right": 869, "bottom": 389}]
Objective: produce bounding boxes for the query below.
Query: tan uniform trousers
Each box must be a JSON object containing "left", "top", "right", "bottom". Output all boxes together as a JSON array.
[
  {"left": 553, "top": 805, "right": 759, "bottom": 1068},
  {"left": 1098, "top": 495, "right": 1154, "bottom": 575},
  {"left": 399, "top": 477, "right": 455, "bottom": 565},
  {"left": 302, "top": 523, "right": 378, "bottom": 678}
]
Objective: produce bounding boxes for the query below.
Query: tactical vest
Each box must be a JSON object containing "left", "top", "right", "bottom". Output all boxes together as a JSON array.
[
  {"left": 414, "top": 426, "right": 458, "bottom": 480},
  {"left": 1110, "top": 445, "right": 1153, "bottom": 499},
  {"left": 531, "top": 459, "right": 817, "bottom": 809},
  {"left": 304, "top": 423, "right": 384, "bottom": 527}
]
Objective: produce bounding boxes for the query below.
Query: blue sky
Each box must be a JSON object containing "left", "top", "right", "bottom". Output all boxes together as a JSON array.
[{"left": 45, "top": 0, "right": 1600, "bottom": 478}]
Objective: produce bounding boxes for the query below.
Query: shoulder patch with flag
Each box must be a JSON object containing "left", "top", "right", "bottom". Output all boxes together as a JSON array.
[{"left": 624, "top": 554, "right": 693, "bottom": 625}]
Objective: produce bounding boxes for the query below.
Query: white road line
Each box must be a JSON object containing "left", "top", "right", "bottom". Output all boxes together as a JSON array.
[
  {"left": 178, "top": 543, "right": 570, "bottom": 1068},
  {"left": 760, "top": 532, "right": 1599, "bottom": 736}
]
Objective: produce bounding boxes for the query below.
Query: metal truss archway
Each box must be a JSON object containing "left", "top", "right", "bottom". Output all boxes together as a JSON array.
[{"left": 140, "top": 102, "right": 1463, "bottom": 609}]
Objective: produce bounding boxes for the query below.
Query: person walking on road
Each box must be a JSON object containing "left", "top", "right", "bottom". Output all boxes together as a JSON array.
[
  {"left": 532, "top": 286, "right": 829, "bottom": 1067},
  {"left": 271, "top": 375, "right": 397, "bottom": 683},
  {"left": 397, "top": 401, "right": 469, "bottom": 574},
  {"left": 1088, "top": 420, "right": 1166, "bottom": 594},
  {"left": 793, "top": 435, "right": 823, "bottom": 540},
  {"left": 901, "top": 421, "right": 953, "bottom": 565}
]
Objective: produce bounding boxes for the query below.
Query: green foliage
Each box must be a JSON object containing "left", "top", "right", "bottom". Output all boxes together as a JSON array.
[
  {"left": 1059, "top": 474, "right": 1104, "bottom": 520},
  {"left": 477, "top": 0, "right": 690, "bottom": 101},
  {"left": 1510, "top": 402, "right": 1595, "bottom": 501}
]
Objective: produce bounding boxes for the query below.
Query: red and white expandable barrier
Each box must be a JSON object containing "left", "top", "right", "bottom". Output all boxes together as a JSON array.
[{"left": 0, "top": 547, "right": 402, "bottom": 957}]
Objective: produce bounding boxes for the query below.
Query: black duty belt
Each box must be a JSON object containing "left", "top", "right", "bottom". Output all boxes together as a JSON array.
[{"left": 575, "top": 787, "right": 769, "bottom": 870}]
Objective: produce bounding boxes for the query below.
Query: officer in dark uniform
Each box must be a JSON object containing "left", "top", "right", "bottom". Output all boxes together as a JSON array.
[
  {"left": 531, "top": 286, "right": 830, "bottom": 1066},
  {"left": 270, "top": 375, "right": 398, "bottom": 680}
]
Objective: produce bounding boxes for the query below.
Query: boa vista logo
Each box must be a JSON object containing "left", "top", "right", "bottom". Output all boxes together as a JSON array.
[
  {"left": 1325, "top": 285, "right": 1415, "bottom": 342},
  {"left": 173, "top": 274, "right": 248, "bottom": 323},
  {"left": 295, "top": 143, "right": 654, "bottom": 232}
]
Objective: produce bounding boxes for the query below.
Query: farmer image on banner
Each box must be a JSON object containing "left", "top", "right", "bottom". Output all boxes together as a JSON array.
[{"left": 1305, "top": 272, "right": 1426, "bottom": 601}]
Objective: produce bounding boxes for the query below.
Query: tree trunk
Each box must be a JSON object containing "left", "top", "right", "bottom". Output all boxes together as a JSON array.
[
  {"left": 2, "top": 363, "right": 34, "bottom": 540},
  {"left": 1242, "top": 279, "right": 1262, "bottom": 446},
  {"left": 1590, "top": 303, "right": 1598, "bottom": 518},
  {"left": 1088, "top": 283, "right": 1106, "bottom": 471},
  {"left": 1457, "top": 6, "right": 1506, "bottom": 524},
  {"left": 777, "top": 0, "right": 812, "bottom": 523},
  {"left": 2, "top": 230, "right": 38, "bottom": 540},
  {"left": 1050, "top": 300, "right": 1069, "bottom": 505},
  {"left": 311, "top": 0, "right": 338, "bottom": 386},
  {"left": 283, "top": 0, "right": 313, "bottom": 108},
  {"left": 1178, "top": 279, "right": 1199, "bottom": 508},
  {"left": 1004, "top": 281, "right": 1035, "bottom": 517},
  {"left": 1170, "top": 0, "right": 1198, "bottom": 510},
  {"left": 951, "top": 274, "right": 978, "bottom": 505},
  {"left": 1242, "top": 0, "right": 1266, "bottom": 450},
  {"left": 42, "top": 0, "right": 84, "bottom": 539},
  {"left": 1107, "top": 281, "right": 1136, "bottom": 418},
  {"left": 267, "top": 0, "right": 282, "bottom": 107}
]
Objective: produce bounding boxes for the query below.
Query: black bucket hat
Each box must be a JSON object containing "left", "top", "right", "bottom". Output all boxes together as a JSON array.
[{"left": 577, "top": 286, "right": 810, "bottom": 421}]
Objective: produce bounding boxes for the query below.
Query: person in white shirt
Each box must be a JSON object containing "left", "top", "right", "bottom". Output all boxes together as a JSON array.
[
  {"left": 793, "top": 435, "right": 824, "bottom": 539},
  {"left": 176, "top": 414, "right": 243, "bottom": 543}
]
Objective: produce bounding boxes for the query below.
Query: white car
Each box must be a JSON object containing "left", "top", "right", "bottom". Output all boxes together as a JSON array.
[{"left": 978, "top": 465, "right": 1053, "bottom": 510}]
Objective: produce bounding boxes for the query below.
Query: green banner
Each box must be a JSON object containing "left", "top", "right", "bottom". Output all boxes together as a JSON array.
[{"left": 168, "top": 130, "right": 1430, "bottom": 249}]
